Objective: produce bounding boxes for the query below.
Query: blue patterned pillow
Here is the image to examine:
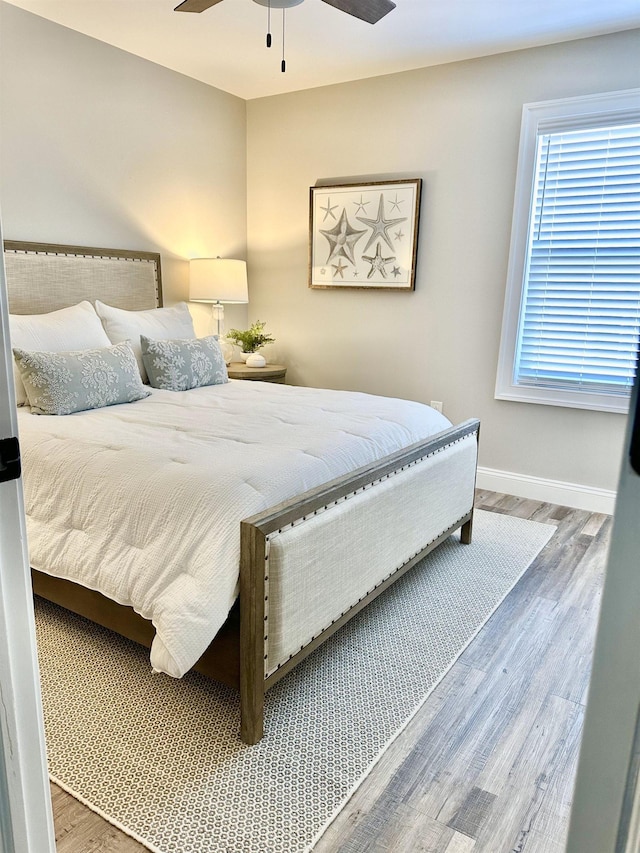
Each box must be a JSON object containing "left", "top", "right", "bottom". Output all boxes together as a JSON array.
[
  {"left": 13, "top": 341, "right": 151, "bottom": 415},
  {"left": 140, "top": 335, "right": 228, "bottom": 391}
]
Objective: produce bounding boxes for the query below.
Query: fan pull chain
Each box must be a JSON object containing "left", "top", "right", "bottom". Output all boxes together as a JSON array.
[
  {"left": 281, "top": 7, "right": 286, "bottom": 72},
  {"left": 266, "top": 0, "right": 271, "bottom": 48}
]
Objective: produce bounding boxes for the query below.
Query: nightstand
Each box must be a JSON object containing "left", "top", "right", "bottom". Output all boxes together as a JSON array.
[{"left": 227, "top": 362, "right": 287, "bottom": 383}]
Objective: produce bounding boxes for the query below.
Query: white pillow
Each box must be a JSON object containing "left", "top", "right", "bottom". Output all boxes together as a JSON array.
[
  {"left": 9, "top": 301, "right": 111, "bottom": 406},
  {"left": 95, "top": 300, "right": 196, "bottom": 383}
]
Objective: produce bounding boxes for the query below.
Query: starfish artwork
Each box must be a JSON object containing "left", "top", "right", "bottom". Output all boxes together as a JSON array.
[
  {"left": 362, "top": 242, "right": 396, "bottom": 279},
  {"left": 310, "top": 180, "right": 421, "bottom": 290},
  {"left": 320, "top": 208, "right": 367, "bottom": 266},
  {"left": 356, "top": 194, "right": 407, "bottom": 254}
]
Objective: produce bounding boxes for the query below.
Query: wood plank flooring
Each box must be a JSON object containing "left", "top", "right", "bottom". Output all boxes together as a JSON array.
[{"left": 48, "top": 492, "right": 611, "bottom": 852}]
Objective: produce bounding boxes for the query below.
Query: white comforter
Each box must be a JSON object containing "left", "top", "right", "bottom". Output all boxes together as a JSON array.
[{"left": 18, "top": 380, "right": 451, "bottom": 677}]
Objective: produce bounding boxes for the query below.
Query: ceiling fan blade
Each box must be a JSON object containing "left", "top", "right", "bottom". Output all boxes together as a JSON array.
[
  {"left": 174, "top": 0, "right": 224, "bottom": 12},
  {"left": 320, "top": 0, "right": 396, "bottom": 24}
]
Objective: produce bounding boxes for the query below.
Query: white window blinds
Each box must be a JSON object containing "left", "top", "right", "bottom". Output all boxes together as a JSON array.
[{"left": 514, "top": 122, "right": 640, "bottom": 396}]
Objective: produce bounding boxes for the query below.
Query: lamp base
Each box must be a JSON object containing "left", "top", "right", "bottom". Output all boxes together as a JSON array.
[{"left": 210, "top": 302, "right": 225, "bottom": 338}]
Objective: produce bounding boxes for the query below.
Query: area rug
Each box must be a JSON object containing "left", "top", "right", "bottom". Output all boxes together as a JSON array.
[{"left": 35, "top": 510, "right": 554, "bottom": 853}]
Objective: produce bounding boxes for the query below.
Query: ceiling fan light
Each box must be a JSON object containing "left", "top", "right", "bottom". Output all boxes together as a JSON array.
[
  {"left": 252, "top": 0, "right": 304, "bottom": 8},
  {"left": 175, "top": 0, "right": 396, "bottom": 78}
]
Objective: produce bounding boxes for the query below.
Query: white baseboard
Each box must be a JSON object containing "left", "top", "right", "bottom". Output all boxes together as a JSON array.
[{"left": 476, "top": 466, "right": 616, "bottom": 515}]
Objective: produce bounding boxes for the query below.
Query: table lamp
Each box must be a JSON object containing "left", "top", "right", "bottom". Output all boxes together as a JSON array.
[{"left": 189, "top": 257, "right": 249, "bottom": 339}]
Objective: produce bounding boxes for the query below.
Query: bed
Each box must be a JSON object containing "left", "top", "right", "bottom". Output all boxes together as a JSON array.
[{"left": 5, "top": 240, "right": 480, "bottom": 744}]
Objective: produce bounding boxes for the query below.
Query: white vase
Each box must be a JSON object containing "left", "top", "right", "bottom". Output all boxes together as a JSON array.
[
  {"left": 245, "top": 353, "right": 266, "bottom": 368},
  {"left": 240, "top": 351, "right": 251, "bottom": 362}
]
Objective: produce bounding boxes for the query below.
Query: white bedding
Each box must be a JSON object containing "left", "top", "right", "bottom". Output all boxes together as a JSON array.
[{"left": 18, "top": 380, "right": 452, "bottom": 677}]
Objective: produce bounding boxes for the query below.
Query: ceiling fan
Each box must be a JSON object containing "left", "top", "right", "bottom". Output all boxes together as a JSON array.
[{"left": 173, "top": 0, "right": 397, "bottom": 27}]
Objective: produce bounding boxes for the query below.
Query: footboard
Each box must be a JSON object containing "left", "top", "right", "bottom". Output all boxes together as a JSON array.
[{"left": 239, "top": 418, "right": 480, "bottom": 743}]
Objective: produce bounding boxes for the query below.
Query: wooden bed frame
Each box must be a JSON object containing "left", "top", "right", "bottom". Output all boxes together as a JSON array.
[{"left": 6, "top": 240, "right": 480, "bottom": 745}]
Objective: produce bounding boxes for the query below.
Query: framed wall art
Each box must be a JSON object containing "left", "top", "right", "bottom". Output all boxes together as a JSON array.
[{"left": 309, "top": 178, "right": 422, "bottom": 291}]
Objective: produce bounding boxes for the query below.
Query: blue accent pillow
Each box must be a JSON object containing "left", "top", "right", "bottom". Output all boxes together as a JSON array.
[
  {"left": 140, "top": 335, "right": 228, "bottom": 391},
  {"left": 13, "top": 341, "right": 151, "bottom": 415}
]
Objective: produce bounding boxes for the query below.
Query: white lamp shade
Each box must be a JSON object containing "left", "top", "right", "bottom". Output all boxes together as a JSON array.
[{"left": 189, "top": 258, "right": 249, "bottom": 304}]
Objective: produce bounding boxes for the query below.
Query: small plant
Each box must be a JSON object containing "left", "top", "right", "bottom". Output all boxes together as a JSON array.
[{"left": 227, "top": 321, "right": 276, "bottom": 353}]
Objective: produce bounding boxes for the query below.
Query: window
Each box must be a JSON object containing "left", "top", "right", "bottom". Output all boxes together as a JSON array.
[{"left": 496, "top": 89, "right": 640, "bottom": 413}]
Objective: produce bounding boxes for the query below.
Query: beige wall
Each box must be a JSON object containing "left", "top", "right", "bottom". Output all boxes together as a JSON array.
[
  {"left": 0, "top": 2, "right": 248, "bottom": 335},
  {"left": 247, "top": 29, "right": 640, "bottom": 492}
]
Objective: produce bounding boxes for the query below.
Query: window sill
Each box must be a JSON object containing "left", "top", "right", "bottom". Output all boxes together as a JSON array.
[{"left": 495, "top": 386, "right": 630, "bottom": 414}]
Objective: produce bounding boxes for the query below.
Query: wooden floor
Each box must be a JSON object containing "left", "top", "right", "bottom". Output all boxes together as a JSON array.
[{"left": 49, "top": 492, "right": 612, "bottom": 852}]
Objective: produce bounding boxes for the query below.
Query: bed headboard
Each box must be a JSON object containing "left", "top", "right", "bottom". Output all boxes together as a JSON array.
[{"left": 3, "top": 240, "right": 163, "bottom": 315}]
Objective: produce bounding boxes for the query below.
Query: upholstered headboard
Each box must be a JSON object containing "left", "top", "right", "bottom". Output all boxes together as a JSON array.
[{"left": 4, "top": 241, "right": 163, "bottom": 315}]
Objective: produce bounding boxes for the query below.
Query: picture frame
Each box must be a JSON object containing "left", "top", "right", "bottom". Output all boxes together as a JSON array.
[{"left": 309, "top": 178, "right": 422, "bottom": 291}]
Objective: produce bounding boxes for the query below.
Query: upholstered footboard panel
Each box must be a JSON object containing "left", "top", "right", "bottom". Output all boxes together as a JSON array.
[{"left": 264, "top": 431, "right": 477, "bottom": 676}]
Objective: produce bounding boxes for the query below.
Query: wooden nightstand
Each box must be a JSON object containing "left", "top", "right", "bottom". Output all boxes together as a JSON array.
[{"left": 227, "top": 362, "right": 287, "bottom": 383}]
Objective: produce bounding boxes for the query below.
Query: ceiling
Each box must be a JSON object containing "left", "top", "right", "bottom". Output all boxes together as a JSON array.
[{"left": 5, "top": 0, "right": 640, "bottom": 100}]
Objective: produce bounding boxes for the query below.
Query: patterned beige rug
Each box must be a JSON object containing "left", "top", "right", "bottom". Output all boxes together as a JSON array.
[{"left": 35, "top": 509, "right": 554, "bottom": 853}]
